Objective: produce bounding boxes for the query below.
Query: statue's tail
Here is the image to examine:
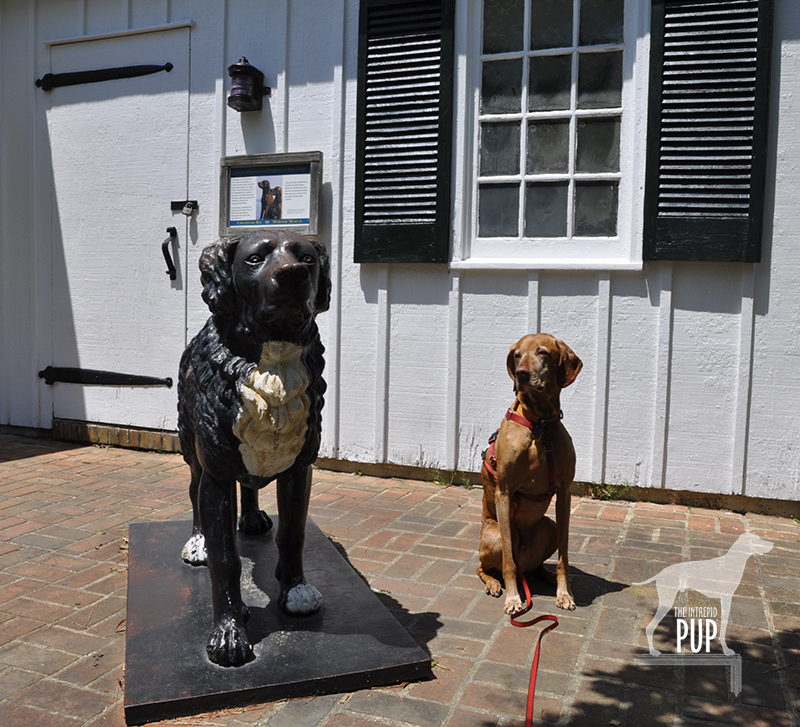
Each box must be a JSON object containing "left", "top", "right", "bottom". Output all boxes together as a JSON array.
[{"left": 632, "top": 575, "right": 656, "bottom": 586}]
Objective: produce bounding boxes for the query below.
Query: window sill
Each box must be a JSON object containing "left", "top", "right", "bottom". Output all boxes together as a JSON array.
[{"left": 449, "top": 257, "right": 643, "bottom": 271}]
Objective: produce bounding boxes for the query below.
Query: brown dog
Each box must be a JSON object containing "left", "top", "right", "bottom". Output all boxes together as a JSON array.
[{"left": 477, "top": 333, "right": 582, "bottom": 614}]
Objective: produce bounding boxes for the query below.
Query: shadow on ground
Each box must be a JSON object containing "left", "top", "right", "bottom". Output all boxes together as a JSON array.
[
  {"left": 327, "top": 536, "right": 442, "bottom": 661},
  {"left": 568, "top": 627, "right": 799, "bottom": 726}
]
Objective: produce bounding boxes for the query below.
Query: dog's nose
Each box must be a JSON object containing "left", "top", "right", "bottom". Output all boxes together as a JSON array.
[
  {"left": 515, "top": 368, "right": 531, "bottom": 384},
  {"left": 273, "top": 262, "right": 309, "bottom": 285}
]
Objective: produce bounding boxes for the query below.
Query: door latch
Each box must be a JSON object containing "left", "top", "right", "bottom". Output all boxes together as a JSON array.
[{"left": 171, "top": 200, "right": 198, "bottom": 216}]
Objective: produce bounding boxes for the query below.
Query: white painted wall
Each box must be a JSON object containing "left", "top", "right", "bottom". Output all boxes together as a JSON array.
[{"left": 1, "top": 0, "right": 799, "bottom": 502}]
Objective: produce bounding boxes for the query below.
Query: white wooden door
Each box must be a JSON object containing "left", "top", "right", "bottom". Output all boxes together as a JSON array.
[{"left": 47, "top": 27, "right": 190, "bottom": 431}]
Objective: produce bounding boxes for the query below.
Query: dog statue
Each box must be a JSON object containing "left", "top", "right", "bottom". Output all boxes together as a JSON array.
[
  {"left": 635, "top": 531, "right": 773, "bottom": 655},
  {"left": 477, "top": 333, "right": 582, "bottom": 614},
  {"left": 177, "top": 229, "right": 330, "bottom": 667}
]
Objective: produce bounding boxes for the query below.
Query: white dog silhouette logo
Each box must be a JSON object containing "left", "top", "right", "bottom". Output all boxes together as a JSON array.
[{"left": 635, "top": 532, "right": 773, "bottom": 656}]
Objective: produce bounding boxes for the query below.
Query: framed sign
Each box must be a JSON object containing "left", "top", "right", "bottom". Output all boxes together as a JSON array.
[{"left": 219, "top": 151, "right": 322, "bottom": 237}]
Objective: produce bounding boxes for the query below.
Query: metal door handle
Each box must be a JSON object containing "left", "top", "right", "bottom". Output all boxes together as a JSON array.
[{"left": 163, "top": 227, "right": 177, "bottom": 280}]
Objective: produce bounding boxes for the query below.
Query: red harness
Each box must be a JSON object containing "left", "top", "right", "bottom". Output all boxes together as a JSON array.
[{"left": 483, "top": 400, "right": 562, "bottom": 503}]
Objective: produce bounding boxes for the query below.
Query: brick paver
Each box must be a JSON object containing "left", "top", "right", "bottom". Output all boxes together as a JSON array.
[{"left": 0, "top": 433, "right": 798, "bottom": 726}]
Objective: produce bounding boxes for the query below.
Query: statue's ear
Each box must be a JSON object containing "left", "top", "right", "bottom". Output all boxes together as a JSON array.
[
  {"left": 313, "top": 239, "right": 332, "bottom": 314},
  {"left": 199, "top": 237, "right": 240, "bottom": 317}
]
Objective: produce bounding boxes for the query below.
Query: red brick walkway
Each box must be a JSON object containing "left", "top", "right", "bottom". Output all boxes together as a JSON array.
[{"left": 0, "top": 433, "right": 798, "bottom": 726}]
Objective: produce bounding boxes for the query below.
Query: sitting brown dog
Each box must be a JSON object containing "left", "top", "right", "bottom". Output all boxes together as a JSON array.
[{"left": 477, "top": 333, "right": 582, "bottom": 614}]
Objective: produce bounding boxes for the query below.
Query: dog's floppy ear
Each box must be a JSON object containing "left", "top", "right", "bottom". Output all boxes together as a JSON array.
[
  {"left": 556, "top": 338, "right": 582, "bottom": 388},
  {"left": 199, "top": 237, "right": 239, "bottom": 317},
  {"left": 506, "top": 344, "right": 518, "bottom": 391},
  {"left": 313, "top": 239, "right": 332, "bottom": 314}
]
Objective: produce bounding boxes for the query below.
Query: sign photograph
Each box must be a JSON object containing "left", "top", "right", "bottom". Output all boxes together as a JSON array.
[{"left": 220, "top": 152, "right": 322, "bottom": 236}]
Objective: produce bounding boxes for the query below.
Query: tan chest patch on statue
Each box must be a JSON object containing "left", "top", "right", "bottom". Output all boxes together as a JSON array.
[{"left": 233, "top": 341, "right": 310, "bottom": 478}]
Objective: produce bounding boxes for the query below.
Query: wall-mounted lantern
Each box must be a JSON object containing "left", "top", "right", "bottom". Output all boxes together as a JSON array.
[{"left": 227, "top": 57, "right": 270, "bottom": 112}]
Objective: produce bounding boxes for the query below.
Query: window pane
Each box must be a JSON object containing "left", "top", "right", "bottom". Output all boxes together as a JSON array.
[
  {"left": 479, "top": 184, "right": 520, "bottom": 236},
  {"left": 527, "top": 120, "right": 570, "bottom": 173},
  {"left": 574, "top": 182, "right": 618, "bottom": 236},
  {"left": 530, "top": 0, "right": 573, "bottom": 51},
  {"left": 576, "top": 117, "right": 620, "bottom": 172},
  {"left": 482, "top": 58, "right": 523, "bottom": 114},
  {"left": 528, "top": 54, "right": 571, "bottom": 111},
  {"left": 483, "top": 0, "right": 524, "bottom": 54},
  {"left": 579, "top": 0, "right": 624, "bottom": 46},
  {"left": 577, "top": 51, "right": 622, "bottom": 109},
  {"left": 480, "top": 122, "right": 521, "bottom": 176},
  {"left": 525, "top": 182, "right": 568, "bottom": 237}
]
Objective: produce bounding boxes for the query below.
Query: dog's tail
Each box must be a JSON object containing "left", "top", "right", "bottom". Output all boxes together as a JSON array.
[{"left": 632, "top": 575, "right": 657, "bottom": 586}]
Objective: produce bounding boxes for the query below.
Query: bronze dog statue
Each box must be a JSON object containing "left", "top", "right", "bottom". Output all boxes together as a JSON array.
[{"left": 177, "top": 230, "right": 330, "bottom": 666}]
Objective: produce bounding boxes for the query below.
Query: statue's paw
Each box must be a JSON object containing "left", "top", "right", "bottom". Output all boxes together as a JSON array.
[
  {"left": 238, "top": 509, "right": 273, "bottom": 535},
  {"left": 206, "top": 617, "right": 253, "bottom": 667},
  {"left": 181, "top": 533, "right": 207, "bottom": 565},
  {"left": 281, "top": 582, "right": 322, "bottom": 615}
]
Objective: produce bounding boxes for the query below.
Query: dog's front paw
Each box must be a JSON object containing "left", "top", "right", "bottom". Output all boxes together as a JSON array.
[
  {"left": 281, "top": 583, "right": 322, "bottom": 615},
  {"left": 238, "top": 509, "right": 273, "bottom": 535},
  {"left": 181, "top": 533, "right": 207, "bottom": 565},
  {"left": 556, "top": 592, "right": 576, "bottom": 611},
  {"left": 504, "top": 594, "right": 525, "bottom": 615},
  {"left": 206, "top": 616, "right": 254, "bottom": 667},
  {"left": 485, "top": 580, "right": 503, "bottom": 597}
]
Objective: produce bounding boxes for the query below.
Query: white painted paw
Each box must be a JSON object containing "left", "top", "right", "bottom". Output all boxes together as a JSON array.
[
  {"left": 182, "top": 533, "right": 207, "bottom": 565},
  {"left": 284, "top": 583, "right": 322, "bottom": 615}
]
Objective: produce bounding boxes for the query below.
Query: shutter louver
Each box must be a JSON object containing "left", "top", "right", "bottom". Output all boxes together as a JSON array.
[
  {"left": 355, "top": 0, "right": 454, "bottom": 263},
  {"left": 644, "top": 0, "right": 773, "bottom": 262}
]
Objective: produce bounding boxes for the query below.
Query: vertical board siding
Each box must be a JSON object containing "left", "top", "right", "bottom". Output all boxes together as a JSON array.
[
  {"left": 665, "top": 265, "right": 744, "bottom": 493},
  {"left": 386, "top": 268, "right": 450, "bottom": 468},
  {"left": 605, "top": 274, "right": 661, "bottom": 489},
  {"left": 0, "top": 0, "right": 38, "bottom": 426}
]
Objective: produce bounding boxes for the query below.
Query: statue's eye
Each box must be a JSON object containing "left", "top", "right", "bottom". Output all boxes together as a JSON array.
[
  {"left": 301, "top": 254, "right": 315, "bottom": 264},
  {"left": 246, "top": 254, "right": 262, "bottom": 264}
]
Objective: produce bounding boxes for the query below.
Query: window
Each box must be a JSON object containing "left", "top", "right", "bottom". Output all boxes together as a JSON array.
[
  {"left": 478, "top": 0, "right": 624, "bottom": 239},
  {"left": 456, "top": 0, "right": 645, "bottom": 267}
]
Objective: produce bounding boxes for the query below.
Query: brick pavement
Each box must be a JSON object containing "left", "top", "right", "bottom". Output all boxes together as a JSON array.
[{"left": 0, "top": 433, "right": 799, "bottom": 727}]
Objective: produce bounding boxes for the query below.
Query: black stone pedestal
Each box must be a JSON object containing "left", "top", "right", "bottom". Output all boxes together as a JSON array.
[{"left": 124, "top": 519, "right": 431, "bottom": 725}]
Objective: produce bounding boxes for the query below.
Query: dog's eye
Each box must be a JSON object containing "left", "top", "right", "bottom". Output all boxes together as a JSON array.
[
  {"left": 246, "top": 254, "right": 263, "bottom": 264},
  {"left": 300, "top": 254, "right": 315, "bottom": 264},
  {"left": 536, "top": 348, "right": 548, "bottom": 357}
]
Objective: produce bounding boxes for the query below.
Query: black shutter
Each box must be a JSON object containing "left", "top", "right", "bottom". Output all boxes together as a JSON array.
[
  {"left": 643, "top": 0, "right": 774, "bottom": 262},
  {"left": 355, "top": 0, "right": 455, "bottom": 263}
]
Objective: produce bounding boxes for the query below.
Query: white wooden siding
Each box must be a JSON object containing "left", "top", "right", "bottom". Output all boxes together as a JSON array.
[{"left": 1, "top": 0, "right": 799, "bottom": 502}]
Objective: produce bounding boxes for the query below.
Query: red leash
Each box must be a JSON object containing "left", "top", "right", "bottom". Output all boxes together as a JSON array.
[
  {"left": 509, "top": 495, "right": 559, "bottom": 727},
  {"left": 483, "top": 400, "right": 561, "bottom": 726}
]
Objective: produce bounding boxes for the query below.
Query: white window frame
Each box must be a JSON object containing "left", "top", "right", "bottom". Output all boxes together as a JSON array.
[{"left": 450, "top": 0, "right": 650, "bottom": 270}]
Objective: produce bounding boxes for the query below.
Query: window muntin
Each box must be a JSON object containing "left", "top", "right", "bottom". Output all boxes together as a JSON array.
[{"left": 476, "top": 0, "right": 625, "bottom": 245}]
